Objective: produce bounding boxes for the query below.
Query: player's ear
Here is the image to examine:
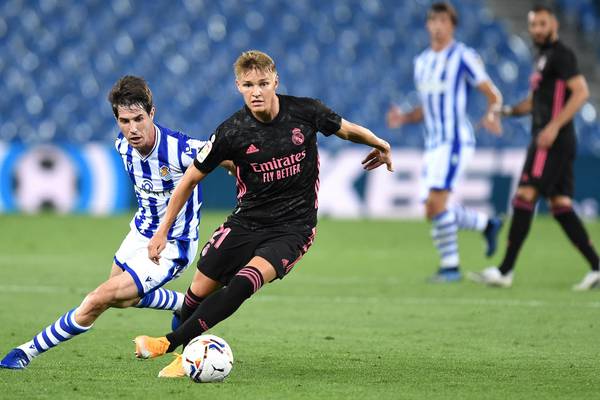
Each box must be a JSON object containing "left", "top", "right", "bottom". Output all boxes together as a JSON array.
[
  {"left": 235, "top": 79, "right": 243, "bottom": 94},
  {"left": 273, "top": 74, "right": 279, "bottom": 90},
  {"left": 552, "top": 16, "right": 559, "bottom": 33},
  {"left": 149, "top": 106, "right": 155, "bottom": 120}
]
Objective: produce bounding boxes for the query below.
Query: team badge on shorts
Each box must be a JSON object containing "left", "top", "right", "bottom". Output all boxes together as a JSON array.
[
  {"left": 291, "top": 128, "right": 304, "bottom": 145},
  {"left": 159, "top": 165, "right": 172, "bottom": 181}
]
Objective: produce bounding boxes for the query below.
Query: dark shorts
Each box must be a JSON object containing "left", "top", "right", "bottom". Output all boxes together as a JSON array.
[
  {"left": 196, "top": 221, "right": 317, "bottom": 285},
  {"left": 518, "top": 135, "right": 575, "bottom": 198}
]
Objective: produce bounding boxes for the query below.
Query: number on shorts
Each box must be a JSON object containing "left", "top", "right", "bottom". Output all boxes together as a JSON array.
[{"left": 209, "top": 225, "right": 232, "bottom": 250}]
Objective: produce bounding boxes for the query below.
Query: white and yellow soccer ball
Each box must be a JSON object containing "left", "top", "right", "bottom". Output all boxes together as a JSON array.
[{"left": 182, "top": 334, "right": 234, "bottom": 383}]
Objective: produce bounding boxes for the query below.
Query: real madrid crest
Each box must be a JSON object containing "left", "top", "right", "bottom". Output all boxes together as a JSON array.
[
  {"left": 291, "top": 128, "right": 304, "bottom": 145},
  {"left": 536, "top": 55, "right": 547, "bottom": 71}
]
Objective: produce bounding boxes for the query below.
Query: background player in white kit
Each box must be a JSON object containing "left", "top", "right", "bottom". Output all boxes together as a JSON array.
[
  {"left": 387, "top": 2, "right": 504, "bottom": 282},
  {"left": 0, "top": 76, "right": 229, "bottom": 370}
]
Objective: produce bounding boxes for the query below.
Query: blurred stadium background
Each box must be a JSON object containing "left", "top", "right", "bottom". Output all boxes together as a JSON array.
[{"left": 0, "top": 0, "right": 599, "bottom": 217}]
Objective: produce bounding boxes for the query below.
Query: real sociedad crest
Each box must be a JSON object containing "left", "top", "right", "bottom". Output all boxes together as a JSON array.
[{"left": 159, "top": 165, "right": 172, "bottom": 181}]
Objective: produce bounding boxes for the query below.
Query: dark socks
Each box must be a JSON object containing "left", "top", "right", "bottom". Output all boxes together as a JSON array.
[
  {"left": 181, "top": 287, "right": 204, "bottom": 323},
  {"left": 166, "top": 267, "right": 264, "bottom": 352},
  {"left": 498, "top": 198, "right": 535, "bottom": 275},
  {"left": 553, "top": 206, "right": 600, "bottom": 271}
]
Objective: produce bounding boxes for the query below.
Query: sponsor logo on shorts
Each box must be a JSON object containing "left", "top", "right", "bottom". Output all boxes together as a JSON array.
[{"left": 281, "top": 258, "right": 289, "bottom": 268}]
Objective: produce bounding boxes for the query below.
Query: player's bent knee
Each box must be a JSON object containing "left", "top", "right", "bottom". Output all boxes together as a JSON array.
[
  {"left": 549, "top": 196, "right": 572, "bottom": 209},
  {"left": 515, "top": 186, "right": 537, "bottom": 203}
]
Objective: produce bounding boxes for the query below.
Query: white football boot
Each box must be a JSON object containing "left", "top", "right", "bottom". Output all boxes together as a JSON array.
[
  {"left": 572, "top": 271, "right": 600, "bottom": 291},
  {"left": 468, "top": 266, "right": 513, "bottom": 288}
]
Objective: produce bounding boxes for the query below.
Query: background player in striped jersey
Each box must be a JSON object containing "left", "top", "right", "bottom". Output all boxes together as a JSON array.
[
  {"left": 0, "top": 76, "right": 226, "bottom": 370},
  {"left": 132, "top": 50, "right": 393, "bottom": 377},
  {"left": 387, "top": 2, "right": 504, "bottom": 282},
  {"left": 469, "top": 5, "right": 600, "bottom": 290}
]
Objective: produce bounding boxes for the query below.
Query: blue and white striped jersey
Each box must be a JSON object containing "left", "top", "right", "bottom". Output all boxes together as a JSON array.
[
  {"left": 115, "top": 124, "right": 205, "bottom": 241},
  {"left": 414, "top": 41, "right": 490, "bottom": 149}
]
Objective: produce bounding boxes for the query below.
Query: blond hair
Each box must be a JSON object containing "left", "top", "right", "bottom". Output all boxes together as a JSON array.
[{"left": 233, "top": 50, "right": 277, "bottom": 79}]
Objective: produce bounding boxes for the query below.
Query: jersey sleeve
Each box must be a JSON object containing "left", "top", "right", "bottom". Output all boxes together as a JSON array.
[
  {"left": 555, "top": 47, "right": 580, "bottom": 81},
  {"left": 180, "top": 137, "right": 207, "bottom": 169},
  {"left": 462, "top": 47, "right": 490, "bottom": 86},
  {"left": 311, "top": 99, "right": 342, "bottom": 136},
  {"left": 193, "top": 126, "right": 231, "bottom": 174}
]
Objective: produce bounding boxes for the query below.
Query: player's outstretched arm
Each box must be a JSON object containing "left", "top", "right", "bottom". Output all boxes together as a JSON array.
[
  {"left": 148, "top": 165, "right": 207, "bottom": 264},
  {"left": 334, "top": 119, "right": 394, "bottom": 172},
  {"left": 477, "top": 81, "right": 503, "bottom": 135},
  {"left": 386, "top": 105, "right": 424, "bottom": 128},
  {"left": 502, "top": 93, "right": 533, "bottom": 117}
]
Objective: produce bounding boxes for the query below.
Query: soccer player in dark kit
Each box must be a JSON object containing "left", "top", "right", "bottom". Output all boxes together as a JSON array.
[
  {"left": 469, "top": 5, "right": 599, "bottom": 290},
  {"left": 133, "top": 50, "right": 394, "bottom": 377}
]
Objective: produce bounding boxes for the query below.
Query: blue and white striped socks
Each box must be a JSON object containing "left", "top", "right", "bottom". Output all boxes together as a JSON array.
[
  {"left": 18, "top": 308, "right": 92, "bottom": 360},
  {"left": 135, "top": 288, "right": 183, "bottom": 311},
  {"left": 451, "top": 204, "right": 488, "bottom": 232},
  {"left": 431, "top": 210, "right": 459, "bottom": 269}
]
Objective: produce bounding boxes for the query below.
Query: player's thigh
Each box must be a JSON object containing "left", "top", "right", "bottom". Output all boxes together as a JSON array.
[
  {"left": 253, "top": 227, "right": 316, "bottom": 280},
  {"left": 109, "top": 263, "right": 125, "bottom": 279},
  {"left": 197, "top": 222, "right": 259, "bottom": 285}
]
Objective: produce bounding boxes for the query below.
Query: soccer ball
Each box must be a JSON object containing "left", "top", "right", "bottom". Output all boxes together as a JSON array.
[{"left": 182, "top": 334, "right": 234, "bottom": 383}]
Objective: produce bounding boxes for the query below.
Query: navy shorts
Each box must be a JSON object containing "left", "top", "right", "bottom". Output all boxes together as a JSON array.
[
  {"left": 197, "top": 221, "right": 316, "bottom": 285},
  {"left": 518, "top": 133, "right": 575, "bottom": 198}
]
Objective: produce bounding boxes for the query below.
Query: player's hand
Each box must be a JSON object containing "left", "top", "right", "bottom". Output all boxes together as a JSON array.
[
  {"left": 386, "top": 105, "right": 406, "bottom": 129},
  {"left": 147, "top": 232, "right": 167, "bottom": 265},
  {"left": 480, "top": 110, "right": 502, "bottom": 135},
  {"left": 537, "top": 122, "right": 559, "bottom": 149},
  {"left": 361, "top": 142, "right": 394, "bottom": 172}
]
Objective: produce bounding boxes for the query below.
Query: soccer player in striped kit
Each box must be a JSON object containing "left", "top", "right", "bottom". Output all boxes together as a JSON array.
[
  {"left": 387, "top": 2, "right": 504, "bottom": 282},
  {"left": 470, "top": 5, "right": 599, "bottom": 290},
  {"left": 0, "top": 76, "right": 226, "bottom": 369}
]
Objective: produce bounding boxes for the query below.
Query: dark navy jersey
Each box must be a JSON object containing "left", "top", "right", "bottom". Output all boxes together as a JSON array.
[
  {"left": 530, "top": 40, "right": 579, "bottom": 135},
  {"left": 194, "top": 94, "right": 342, "bottom": 230}
]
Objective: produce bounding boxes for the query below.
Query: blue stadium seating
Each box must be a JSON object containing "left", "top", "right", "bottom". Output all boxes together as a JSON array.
[{"left": 0, "top": 0, "right": 598, "bottom": 153}]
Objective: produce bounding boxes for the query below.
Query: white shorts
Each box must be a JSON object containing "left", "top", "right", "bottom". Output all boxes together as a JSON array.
[
  {"left": 114, "top": 228, "right": 198, "bottom": 296},
  {"left": 420, "top": 143, "right": 475, "bottom": 201}
]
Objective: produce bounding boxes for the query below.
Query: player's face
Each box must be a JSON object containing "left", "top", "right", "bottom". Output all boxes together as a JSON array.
[
  {"left": 528, "top": 11, "right": 557, "bottom": 46},
  {"left": 426, "top": 12, "right": 454, "bottom": 44},
  {"left": 236, "top": 69, "right": 279, "bottom": 116},
  {"left": 116, "top": 105, "right": 156, "bottom": 151}
]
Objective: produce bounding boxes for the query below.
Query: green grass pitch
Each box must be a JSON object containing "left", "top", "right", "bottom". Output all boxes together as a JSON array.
[{"left": 1, "top": 213, "right": 599, "bottom": 399}]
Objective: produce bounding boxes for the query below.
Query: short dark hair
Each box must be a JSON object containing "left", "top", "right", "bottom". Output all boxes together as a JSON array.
[
  {"left": 428, "top": 2, "right": 458, "bottom": 26},
  {"left": 108, "top": 75, "right": 153, "bottom": 118},
  {"left": 530, "top": 4, "right": 555, "bottom": 15}
]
